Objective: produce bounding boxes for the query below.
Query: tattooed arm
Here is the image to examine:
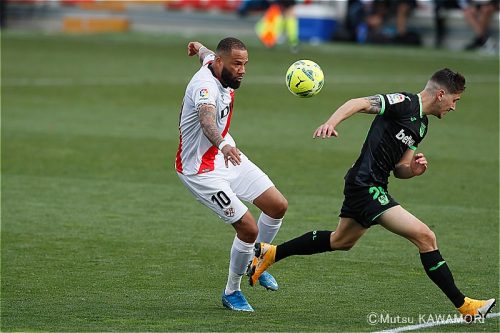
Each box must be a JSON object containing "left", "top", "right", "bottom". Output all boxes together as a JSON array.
[
  {"left": 359, "top": 95, "right": 383, "bottom": 114},
  {"left": 198, "top": 103, "right": 223, "bottom": 147},
  {"left": 187, "top": 41, "right": 215, "bottom": 64},
  {"left": 313, "top": 95, "right": 382, "bottom": 138},
  {"left": 198, "top": 103, "right": 241, "bottom": 166}
]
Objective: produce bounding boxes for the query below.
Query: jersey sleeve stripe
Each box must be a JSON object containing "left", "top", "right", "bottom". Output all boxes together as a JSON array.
[
  {"left": 417, "top": 93, "right": 423, "bottom": 118},
  {"left": 175, "top": 133, "right": 183, "bottom": 173},
  {"left": 221, "top": 91, "right": 235, "bottom": 137},
  {"left": 378, "top": 94, "right": 386, "bottom": 115}
]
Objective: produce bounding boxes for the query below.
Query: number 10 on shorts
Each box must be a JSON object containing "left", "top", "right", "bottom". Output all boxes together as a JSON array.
[{"left": 211, "top": 191, "right": 231, "bottom": 208}]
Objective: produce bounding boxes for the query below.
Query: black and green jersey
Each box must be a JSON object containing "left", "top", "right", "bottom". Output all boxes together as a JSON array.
[{"left": 345, "top": 92, "right": 429, "bottom": 186}]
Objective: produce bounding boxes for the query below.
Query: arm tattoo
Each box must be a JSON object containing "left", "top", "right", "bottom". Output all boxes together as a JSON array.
[
  {"left": 198, "top": 47, "right": 215, "bottom": 64},
  {"left": 360, "top": 95, "right": 382, "bottom": 114},
  {"left": 198, "top": 103, "right": 223, "bottom": 147}
]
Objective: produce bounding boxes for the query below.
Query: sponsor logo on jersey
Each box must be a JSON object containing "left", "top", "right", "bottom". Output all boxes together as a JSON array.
[
  {"left": 395, "top": 129, "right": 415, "bottom": 147},
  {"left": 199, "top": 88, "right": 209, "bottom": 99},
  {"left": 220, "top": 105, "right": 230, "bottom": 119},
  {"left": 386, "top": 93, "right": 407, "bottom": 105}
]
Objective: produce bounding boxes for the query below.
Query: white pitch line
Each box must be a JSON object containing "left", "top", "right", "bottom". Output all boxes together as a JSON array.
[{"left": 373, "top": 312, "right": 500, "bottom": 333}]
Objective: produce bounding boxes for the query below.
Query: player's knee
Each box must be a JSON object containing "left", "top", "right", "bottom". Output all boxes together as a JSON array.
[
  {"left": 235, "top": 214, "right": 259, "bottom": 243},
  {"left": 247, "top": 222, "right": 259, "bottom": 242},
  {"left": 266, "top": 196, "right": 288, "bottom": 219},
  {"left": 422, "top": 228, "right": 436, "bottom": 245},
  {"left": 248, "top": 229, "right": 259, "bottom": 243},
  {"left": 416, "top": 227, "right": 437, "bottom": 251},
  {"left": 275, "top": 197, "right": 288, "bottom": 219}
]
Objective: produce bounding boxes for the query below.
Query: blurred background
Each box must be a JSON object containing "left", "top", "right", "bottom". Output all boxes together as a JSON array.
[{"left": 1, "top": 0, "right": 499, "bottom": 52}]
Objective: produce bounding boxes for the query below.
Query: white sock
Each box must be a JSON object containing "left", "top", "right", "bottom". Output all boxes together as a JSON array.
[
  {"left": 225, "top": 235, "right": 254, "bottom": 295},
  {"left": 256, "top": 212, "right": 282, "bottom": 243}
]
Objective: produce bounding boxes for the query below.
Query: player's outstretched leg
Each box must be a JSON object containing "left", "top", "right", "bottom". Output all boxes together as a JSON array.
[
  {"left": 247, "top": 243, "right": 277, "bottom": 287},
  {"left": 248, "top": 225, "right": 365, "bottom": 287},
  {"left": 248, "top": 230, "right": 337, "bottom": 286},
  {"left": 378, "top": 206, "right": 496, "bottom": 323},
  {"left": 458, "top": 297, "right": 496, "bottom": 323},
  {"left": 420, "top": 250, "right": 496, "bottom": 322}
]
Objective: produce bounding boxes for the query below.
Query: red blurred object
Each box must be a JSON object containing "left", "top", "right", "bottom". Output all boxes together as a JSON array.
[
  {"left": 166, "top": 0, "right": 241, "bottom": 12},
  {"left": 216, "top": 0, "right": 241, "bottom": 12}
]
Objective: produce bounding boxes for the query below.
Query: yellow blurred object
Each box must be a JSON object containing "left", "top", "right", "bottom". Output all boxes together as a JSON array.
[
  {"left": 78, "top": 1, "right": 126, "bottom": 11},
  {"left": 255, "top": 4, "right": 283, "bottom": 48},
  {"left": 63, "top": 16, "right": 130, "bottom": 33}
]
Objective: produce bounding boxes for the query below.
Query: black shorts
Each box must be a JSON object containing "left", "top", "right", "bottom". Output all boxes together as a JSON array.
[{"left": 339, "top": 183, "right": 399, "bottom": 228}]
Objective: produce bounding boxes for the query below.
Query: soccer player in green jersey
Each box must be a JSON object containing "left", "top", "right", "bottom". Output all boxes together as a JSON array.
[{"left": 247, "top": 68, "right": 495, "bottom": 322}]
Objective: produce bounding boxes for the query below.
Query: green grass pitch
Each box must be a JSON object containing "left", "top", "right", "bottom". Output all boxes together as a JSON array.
[{"left": 1, "top": 31, "right": 498, "bottom": 332}]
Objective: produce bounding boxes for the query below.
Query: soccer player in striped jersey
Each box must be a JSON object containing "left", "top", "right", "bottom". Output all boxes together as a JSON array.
[
  {"left": 176, "top": 38, "right": 288, "bottom": 312},
  {"left": 247, "top": 68, "right": 495, "bottom": 321}
]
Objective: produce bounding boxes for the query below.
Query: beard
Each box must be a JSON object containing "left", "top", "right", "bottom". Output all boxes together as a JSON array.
[{"left": 221, "top": 67, "right": 241, "bottom": 89}]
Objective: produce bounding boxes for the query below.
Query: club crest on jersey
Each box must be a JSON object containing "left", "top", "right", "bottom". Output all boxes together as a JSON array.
[
  {"left": 386, "top": 93, "right": 407, "bottom": 105},
  {"left": 223, "top": 207, "right": 235, "bottom": 217},
  {"left": 199, "top": 88, "right": 209, "bottom": 99},
  {"left": 419, "top": 123, "right": 426, "bottom": 137}
]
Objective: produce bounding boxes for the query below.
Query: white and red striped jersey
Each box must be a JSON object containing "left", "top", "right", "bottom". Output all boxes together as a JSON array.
[{"left": 176, "top": 54, "right": 236, "bottom": 175}]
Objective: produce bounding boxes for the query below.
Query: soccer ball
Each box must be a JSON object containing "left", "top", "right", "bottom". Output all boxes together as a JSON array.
[{"left": 285, "top": 60, "right": 324, "bottom": 98}]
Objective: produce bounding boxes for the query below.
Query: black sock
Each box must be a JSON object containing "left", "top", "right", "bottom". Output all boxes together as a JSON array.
[
  {"left": 275, "top": 230, "right": 333, "bottom": 262},
  {"left": 420, "top": 250, "right": 465, "bottom": 308}
]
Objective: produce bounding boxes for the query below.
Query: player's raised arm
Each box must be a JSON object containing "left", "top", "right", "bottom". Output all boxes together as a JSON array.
[
  {"left": 313, "top": 95, "right": 381, "bottom": 139},
  {"left": 187, "top": 41, "right": 215, "bottom": 64}
]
